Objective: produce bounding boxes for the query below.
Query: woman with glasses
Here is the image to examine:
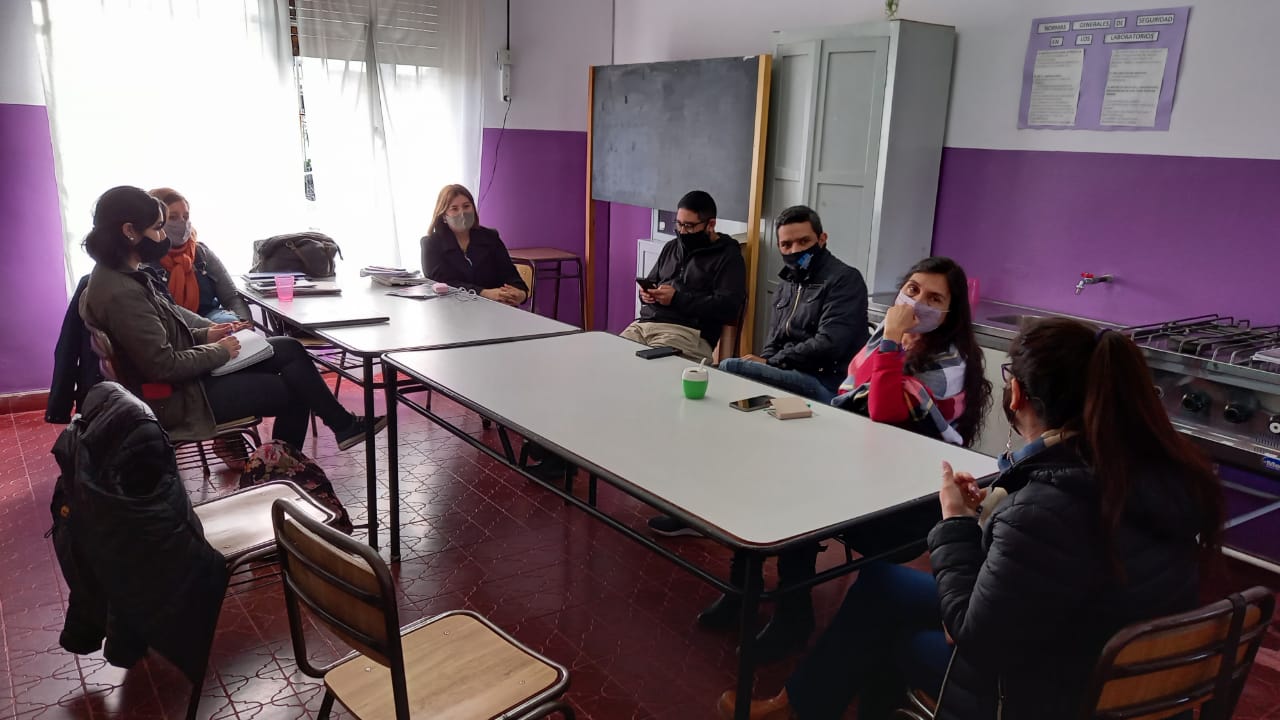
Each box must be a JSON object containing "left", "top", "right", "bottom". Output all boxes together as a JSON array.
[
  {"left": 722, "top": 318, "right": 1222, "bottom": 720},
  {"left": 699, "top": 257, "right": 993, "bottom": 664},
  {"left": 420, "top": 184, "right": 528, "bottom": 306}
]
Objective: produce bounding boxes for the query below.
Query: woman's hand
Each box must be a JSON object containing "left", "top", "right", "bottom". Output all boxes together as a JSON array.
[
  {"left": 883, "top": 304, "right": 917, "bottom": 343},
  {"left": 207, "top": 321, "right": 253, "bottom": 342},
  {"left": 500, "top": 284, "right": 528, "bottom": 305},
  {"left": 216, "top": 335, "right": 241, "bottom": 359},
  {"left": 940, "top": 461, "right": 986, "bottom": 519}
]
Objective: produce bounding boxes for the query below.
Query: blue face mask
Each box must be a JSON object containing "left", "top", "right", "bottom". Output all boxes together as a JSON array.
[{"left": 895, "top": 290, "right": 946, "bottom": 334}]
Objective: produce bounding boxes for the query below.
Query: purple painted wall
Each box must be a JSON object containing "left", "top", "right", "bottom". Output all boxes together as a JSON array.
[
  {"left": 606, "top": 202, "right": 653, "bottom": 333},
  {"left": 478, "top": 127, "right": 655, "bottom": 332},
  {"left": 933, "top": 148, "right": 1280, "bottom": 327},
  {"left": 0, "top": 103, "right": 67, "bottom": 394}
]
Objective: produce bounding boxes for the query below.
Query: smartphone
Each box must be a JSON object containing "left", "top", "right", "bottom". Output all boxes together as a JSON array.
[
  {"left": 731, "top": 394, "right": 775, "bottom": 412},
  {"left": 636, "top": 346, "right": 681, "bottom": 360},
  {"left": 636, "top": 277, "right": 658, "bottom": 291}
]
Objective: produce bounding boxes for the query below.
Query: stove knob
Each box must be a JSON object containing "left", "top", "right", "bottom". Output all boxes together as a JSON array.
[
  {"left": 1270, "top": 415, "right": 1280, "bottom": 436},
  {"left": 1181, "top": 391, "right": 1209, "bottom": 414},
  {"left": 1223, "top": 403, "right": 1254, "bottom": 424}
]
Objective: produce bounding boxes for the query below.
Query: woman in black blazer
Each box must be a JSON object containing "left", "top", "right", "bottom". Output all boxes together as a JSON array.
[{"left": 420, "top": 184, "right": 528, "bottom": 305}]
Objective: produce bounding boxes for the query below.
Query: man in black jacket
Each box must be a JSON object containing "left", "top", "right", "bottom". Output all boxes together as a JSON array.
[
  {"left": 621, "top": 190, "right": 746, "bottom": 362},
  {"left": 719, "top": 205, "right": 868, "bottom": 402}
]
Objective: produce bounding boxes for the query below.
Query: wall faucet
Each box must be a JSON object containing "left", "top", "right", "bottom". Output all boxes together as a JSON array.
[{"left": 1075, "top": 273, "right": 1113, "bottom": 295}]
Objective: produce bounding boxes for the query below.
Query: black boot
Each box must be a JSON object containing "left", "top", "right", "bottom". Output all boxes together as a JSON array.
[
  {"left": 751, "top": 544, "right": 820, "bottom": 664},
  {"left": 698, "top": 552, "right": 748, "bottom": 630}
]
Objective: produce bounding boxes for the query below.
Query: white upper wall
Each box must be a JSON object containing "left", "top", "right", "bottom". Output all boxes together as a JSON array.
[
  {"left": 487, "top": 0, "right": 1280, "bottom": 160},
  {"left": 480, "top": 0, "right": 613, "bottom": 131},
  {"left": 1, "top": 0, "right": 45, "bottom": 106}
]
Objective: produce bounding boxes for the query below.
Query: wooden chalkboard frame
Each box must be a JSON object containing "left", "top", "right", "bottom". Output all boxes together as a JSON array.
[{"left": 584, "top": 55, "right": 771, "bottom": 349}]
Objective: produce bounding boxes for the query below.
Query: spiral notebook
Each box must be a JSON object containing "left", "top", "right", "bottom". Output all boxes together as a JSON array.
[{"left": 211, "top": 330, "right": 274, "bottom": 376}]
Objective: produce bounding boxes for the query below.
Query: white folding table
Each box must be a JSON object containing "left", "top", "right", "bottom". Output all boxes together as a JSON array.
[
  {"left": 239, "top": 279, "right": 579, "bottom": 549},
  {"left": 382, "top": 331, "right": 997, "bottom": 719}
]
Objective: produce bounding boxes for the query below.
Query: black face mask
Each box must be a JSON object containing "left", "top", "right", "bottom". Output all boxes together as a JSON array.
[
  {"left": 678, "top": 230, "right": 711, "bottom": 250},
  {"left": 136, "top": 234, "right": 172, "bottom": 263},
  {"left": 781, "top": 247, "right": 818, "bottom": 270}
]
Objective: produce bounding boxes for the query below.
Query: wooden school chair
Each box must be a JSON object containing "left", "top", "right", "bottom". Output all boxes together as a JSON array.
[
  {"left": 895, "top": 586, "right": 1276, "bottom": 720},
  {"left": 271, "top": 498, "right": 576, "bottom": 719}
]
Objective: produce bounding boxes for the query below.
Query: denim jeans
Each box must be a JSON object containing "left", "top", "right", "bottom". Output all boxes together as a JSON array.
[
  {"left": 203, "top": 307, "right": 241, "bottom": 323},
  {"left": 717, "top": 358, "right": 835, "bottom": 403},
  {"left": 786, "top": 562, "right": 951, "bottom": 720}
]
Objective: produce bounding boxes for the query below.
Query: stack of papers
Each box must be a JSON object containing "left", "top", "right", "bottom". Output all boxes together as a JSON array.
[
  {"left": 1253, "top": 347, "right": 1280, "bottom": 366},
  {"left": 211, "top": 330, "right": 274, "bottom": 376},
  {"left": 362, "top": 266, "right": 427, "bottom": 287}
]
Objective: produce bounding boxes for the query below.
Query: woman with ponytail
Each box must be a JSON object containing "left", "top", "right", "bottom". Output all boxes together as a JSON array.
[
  {"left": 79, "top": 186, "right": 385, "bottom": 453},
  {"left": 723, "top": 318, "right": 1223, "bottom": 720}
]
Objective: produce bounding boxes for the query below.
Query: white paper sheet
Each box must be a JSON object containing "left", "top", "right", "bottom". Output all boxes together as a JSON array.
[
  {"left": 1100, "top": 48, "right": 1168, "bottom": 127},
  {"left": 1027, "top": 49, "right": 1085, "bottom": 126}
]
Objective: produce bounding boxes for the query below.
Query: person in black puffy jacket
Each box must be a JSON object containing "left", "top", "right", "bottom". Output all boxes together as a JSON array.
[{"left": 720, "top": 318, "right": 1224, "bottom": 720}]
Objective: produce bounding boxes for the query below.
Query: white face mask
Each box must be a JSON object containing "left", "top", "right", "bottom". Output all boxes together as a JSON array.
[
  {"left": 896, "top": 290, "right": 946, "bottom": 334},
  {"left": 445, "top": 211, "right": 475, "bottom": 232},
  {"left": 163, "top": 219, "right": 191, "bottom": 247}
]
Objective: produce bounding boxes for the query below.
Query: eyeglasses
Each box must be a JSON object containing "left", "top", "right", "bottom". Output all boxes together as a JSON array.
[
  {"left": 1001, "top": 363, "right": 1014, "bottom": 384},
  {"left": 672, "top": 220, "right": 707, "bottom": 233}
]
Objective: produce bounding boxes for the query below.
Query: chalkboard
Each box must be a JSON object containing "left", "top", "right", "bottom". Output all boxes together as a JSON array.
[{"left": 591, "top": 56, "right": 762, "bottom": 222}]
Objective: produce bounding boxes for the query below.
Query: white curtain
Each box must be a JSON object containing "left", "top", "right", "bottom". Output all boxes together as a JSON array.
[
  {"left": 297, "top": 0, "right": 484, "bottom": 271},
  {"left": 35, "top": 0, "right": 307, "bottom": 284}
]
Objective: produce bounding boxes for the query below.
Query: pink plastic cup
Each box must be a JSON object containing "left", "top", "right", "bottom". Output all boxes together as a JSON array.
[{"left": 276, "top": 275, "right": 295, "bottom": 302}]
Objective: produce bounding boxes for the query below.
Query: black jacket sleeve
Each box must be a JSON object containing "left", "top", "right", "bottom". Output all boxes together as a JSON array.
[
  {"left": 47, "top": 277, "right": 90, "bottom": 423},
  {"left": 489, "top": 230, "right": 529, "bottom": 294},
  {"left": 669, "top": 242, "right": 746, "bottom": 327},
  {"left": 768, "top": 269, "right": 868, "bottom": 370}
]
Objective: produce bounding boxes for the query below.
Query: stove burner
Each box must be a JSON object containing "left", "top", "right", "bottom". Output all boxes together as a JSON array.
[{"left": 1125, "top": 315, "right": 1280, "bottom": 369}]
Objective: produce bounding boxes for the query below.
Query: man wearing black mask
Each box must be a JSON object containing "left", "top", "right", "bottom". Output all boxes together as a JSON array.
[
  {"left": 621, "top": 190, "right": 746, "bottom": 363},
  {"left": 719, "top": 204, "right": 869, "bottom": 402}
]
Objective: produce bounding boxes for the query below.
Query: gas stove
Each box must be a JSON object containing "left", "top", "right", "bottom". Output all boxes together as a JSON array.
[{"left": 1124, "top": 314, "right": 1280, "bottom": 572}]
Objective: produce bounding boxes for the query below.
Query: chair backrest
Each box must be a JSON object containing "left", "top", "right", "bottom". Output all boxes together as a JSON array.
[
  {"left": 514, "top": 262, "right": 536, "bottom": 308},
  {"left": 1083, "top": 585, "right": 1275, "bottom": 720},
  {"left": 271, "top": 498, "right": 413, "bottom": 717},
  {"left": 85, "top": 324, "right": 120, "bottom": 382}
]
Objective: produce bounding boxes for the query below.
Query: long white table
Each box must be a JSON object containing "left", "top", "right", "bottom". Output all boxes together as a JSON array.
[
  {"left": 382, "top": 331, "right": 997, "bottom": 719},
  {"left": 239, "top": 278, "right": 579, "bottom": 549}
]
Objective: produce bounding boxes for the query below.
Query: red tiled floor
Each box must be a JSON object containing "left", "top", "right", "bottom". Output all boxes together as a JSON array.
[{"left": 3, "top": 384, "right": 1279, "bottom": 719}]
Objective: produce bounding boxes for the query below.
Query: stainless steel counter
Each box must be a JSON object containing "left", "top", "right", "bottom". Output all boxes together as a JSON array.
[{"left": 867, "top": 292, "right": 1280, "bottom": 395}]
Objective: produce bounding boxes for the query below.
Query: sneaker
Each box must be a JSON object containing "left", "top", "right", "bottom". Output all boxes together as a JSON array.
[
  {"left": 647, "top": 514, "right": 702, "bottom": 538},
  {"left": 335, "top": 415, "right": 388, "bottom": 451}
]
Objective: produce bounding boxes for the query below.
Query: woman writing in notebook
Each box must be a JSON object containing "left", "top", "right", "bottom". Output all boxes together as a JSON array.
[
  {"left": 79, "top": 186, "right": 384, "bottom": 452},
  {"left": 420, "top": 184, "right": 528, "bottom": 305}
]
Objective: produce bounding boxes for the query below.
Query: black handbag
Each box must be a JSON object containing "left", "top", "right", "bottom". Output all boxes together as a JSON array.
[{"left": 249, "top": 232, "right": 343, "bottom": 278}]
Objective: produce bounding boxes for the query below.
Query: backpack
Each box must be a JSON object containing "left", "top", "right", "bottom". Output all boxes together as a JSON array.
[
  {"left": 239, "top": 441, "right": 353, "bottom": 533},
  {"left": 249, "top": 232, "right": 343, "bottom": 278}
]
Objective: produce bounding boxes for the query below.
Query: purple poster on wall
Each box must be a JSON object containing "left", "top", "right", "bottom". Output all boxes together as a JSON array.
[{"left": 1018, "top": 6, "right": 1190, "bottom": 131}]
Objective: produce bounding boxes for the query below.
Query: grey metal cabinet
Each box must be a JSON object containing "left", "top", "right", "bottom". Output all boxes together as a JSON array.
[{"left": 754, "top": 20, "right": 956, "bottom": 349}]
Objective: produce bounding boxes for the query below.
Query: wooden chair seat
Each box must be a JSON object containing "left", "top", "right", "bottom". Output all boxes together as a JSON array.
[
  {"left": 194, "top": 481, "right": 334, "bottom": 568},
  {"left": 325, "top": 611, "right": 563, "bottom": 720},
  {"left": 271, "top": 500, "right": 574, "bottom": 720}
]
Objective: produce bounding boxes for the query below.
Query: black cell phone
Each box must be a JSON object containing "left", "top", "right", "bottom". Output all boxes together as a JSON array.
[
  {"left": 731, "top": 394, "right": 775, "bottom": 412},
  {"left": 636, "top": 346, "right": 681, "bottom": 360},
  {"left": 636, "top": 277, "right": 658, "bottom": 291}
]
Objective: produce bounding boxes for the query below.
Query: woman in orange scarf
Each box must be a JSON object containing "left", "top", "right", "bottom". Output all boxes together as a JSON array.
[{"left": 147, "top": 188, "right": 250, "bottom": 323}]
